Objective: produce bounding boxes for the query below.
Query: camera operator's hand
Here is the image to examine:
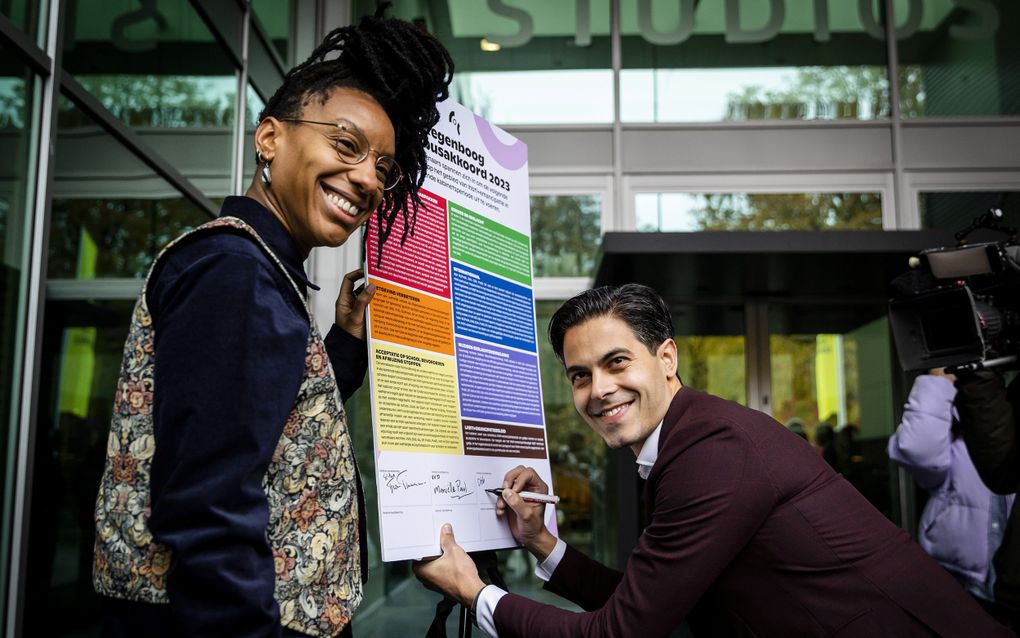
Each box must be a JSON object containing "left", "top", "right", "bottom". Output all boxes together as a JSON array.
[
  {"left": 955, "top": 369, "right": 1020, "bottom": 494},
  {"left": 928, "top": 367, "right": 956, "bottom": 382}
]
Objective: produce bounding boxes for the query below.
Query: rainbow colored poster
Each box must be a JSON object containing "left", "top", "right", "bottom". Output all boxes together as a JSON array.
[{"left": 365, "top": 99, "right": 553, "bottom": 561}]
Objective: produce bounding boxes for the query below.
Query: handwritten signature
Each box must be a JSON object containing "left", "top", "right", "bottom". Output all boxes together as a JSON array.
[
  {"left": 382, "top": 470, "right": 426, "bottom": 495},
  {"left": 434, "top": 479, "right": 473, "bottom": 499}
]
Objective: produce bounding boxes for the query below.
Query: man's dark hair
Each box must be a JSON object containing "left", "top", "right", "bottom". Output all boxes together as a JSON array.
[
  {"left": 549, "top": 284, "right": 675, "bottom": 362},
  {"left": 258, "top": 3, "right": 454, "bottom": 263}
]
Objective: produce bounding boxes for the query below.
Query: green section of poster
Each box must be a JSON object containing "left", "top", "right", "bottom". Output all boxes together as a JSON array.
[{"left": 448, "top": 202, "right": 532, "bottom": 286}]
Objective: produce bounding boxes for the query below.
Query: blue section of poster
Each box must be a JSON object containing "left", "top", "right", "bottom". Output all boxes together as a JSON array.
[
  {"left": 451, "top": 262, "right": 537, "bottom": 353},
  {"left": 456, "top": 337, "right": 543, "bottom": 425}
]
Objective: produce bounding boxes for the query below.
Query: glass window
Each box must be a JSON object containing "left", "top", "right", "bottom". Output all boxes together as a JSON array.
[
  {"left": 531, "top": 194, "right": 602, "bottom": 277},
  {"left": 0, "top": 45, "right": 35, "bottom": 627},
  {"left": 635, "top": 192, "right": 884, "bottom": 232},
  {"left": 678, "top": 334, "right": 747, "bottom": 404},
  {"left": 0, "top": 0, "right": 41, "bottom": 38},
  {"left": 48, "top": 94, "right": 212, "bottom": 279},
  {"left": 25, "top": 298, "right": 135, "bottom": 636},
  {"left": 769, "top": 313, "right": 896, "bottom": 520},
  {"left": 353, "top": 0, "right": 613, "bottom": 125},
  {"left": 621, "top": 0, "right": 890, "bottom": 122},
  {"left": 672, "top": 304, "right": 747, "bottom": 404},
  {"left": 896, "top": 0, "right": 1019, "bottom": 117},
  {"left": 251, "top": 0, "right": 293, "bottom": 64},
  {"left": 61, "top": 0, "right": 238, "bottom": 195},
  {"left": 919, "top": 190, "right": 1020, "bottom": 231}
]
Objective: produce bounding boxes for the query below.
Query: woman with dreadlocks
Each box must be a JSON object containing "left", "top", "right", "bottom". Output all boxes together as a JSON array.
[{"left": 92, "top": 9, "right": 453, "bottom": 637}]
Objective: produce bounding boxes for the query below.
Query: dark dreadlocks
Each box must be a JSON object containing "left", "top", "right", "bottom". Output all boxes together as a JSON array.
[{"left": 258, "top": 3, "right": 454, "bottom": 263}]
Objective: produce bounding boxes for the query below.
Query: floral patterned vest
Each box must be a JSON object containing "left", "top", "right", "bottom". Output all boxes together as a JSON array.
[{"left": 93, "top": 216, "right": 362, "bottom": 637}]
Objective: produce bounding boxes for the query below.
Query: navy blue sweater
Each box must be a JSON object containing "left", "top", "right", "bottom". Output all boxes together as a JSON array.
[{"left": 101, "top": 197, "right": 367, "bottom": 638}]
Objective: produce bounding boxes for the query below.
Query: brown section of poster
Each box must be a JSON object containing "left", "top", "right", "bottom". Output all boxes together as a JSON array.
[{"left": 462, "top": 420, "right": 547, "bottom": 459}]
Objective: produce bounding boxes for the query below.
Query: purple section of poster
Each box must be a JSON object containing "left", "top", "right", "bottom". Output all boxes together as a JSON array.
[
  {"left": 474, "top": 114, "right": 528, "bottom": 171},
  {"left": 456, "top": 337, "right": 543, "bottom": 426}
]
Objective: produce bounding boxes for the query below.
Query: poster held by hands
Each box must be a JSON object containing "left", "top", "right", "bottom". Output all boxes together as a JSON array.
[{"left": 365, "top": 99, "right": 554, "bottom": 561}]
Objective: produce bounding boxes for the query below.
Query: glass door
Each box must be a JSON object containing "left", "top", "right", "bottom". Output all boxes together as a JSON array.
[{"left": 765, "top": 306, "right": 900, "bottom": 521}]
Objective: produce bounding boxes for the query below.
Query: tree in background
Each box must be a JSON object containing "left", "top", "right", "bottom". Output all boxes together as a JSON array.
[
  {"left": 530, "top": 194, "right": 602, "bottom": 277},
  {"left": 724, "top": 65, "right": 893, "bottom": 121},
  {"left": 60, "top": 75, "right": 236, "bottom": 128},
  {"left": 691, "top": 192, "right": 883, "bottom": 231}
]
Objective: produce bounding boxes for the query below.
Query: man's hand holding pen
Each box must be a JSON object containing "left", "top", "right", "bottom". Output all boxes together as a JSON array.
[
  {"left": 494, "top": 465, "right": 559, "bottom": 563},
  {"left": 412, "top": 465, "right": 559, "bottom": 603}
]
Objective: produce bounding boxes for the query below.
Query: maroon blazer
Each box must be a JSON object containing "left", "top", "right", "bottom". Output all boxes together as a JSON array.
[{"left": 494, "top": 387, "right": 1010, "bottom": 637}]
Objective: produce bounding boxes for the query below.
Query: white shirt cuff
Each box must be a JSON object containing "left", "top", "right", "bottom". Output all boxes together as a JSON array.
[
  {"left": 534, "top": 538, "right": 567, "bottom": 582},
  {"left": 476, "top": 584, "right": 506, "bottom": 638}
]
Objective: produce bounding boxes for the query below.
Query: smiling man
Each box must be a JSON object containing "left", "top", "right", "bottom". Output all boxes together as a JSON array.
[{"left": 414, "top": 284, "right": 1012, "bottom": 637}]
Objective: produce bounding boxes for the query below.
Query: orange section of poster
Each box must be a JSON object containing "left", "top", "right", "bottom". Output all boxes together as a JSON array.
[
  {"left": 368, "top": 279, "right": 455, "bottom": 356},
  {"left": 372, "top": 343, "right": 462, "bottom": 455}
]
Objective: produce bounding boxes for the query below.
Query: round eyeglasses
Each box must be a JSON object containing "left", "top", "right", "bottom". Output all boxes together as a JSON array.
[{"left": 281, "top": 118, "right": 403, "bottom": 191}]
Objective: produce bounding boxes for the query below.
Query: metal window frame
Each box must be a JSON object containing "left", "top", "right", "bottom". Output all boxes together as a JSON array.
[
  {"left": 59, "top": 72, "right": 219, "bottom": 218},
  {"left": 5, "top": 2, "right": 62, "bottom": 635}
]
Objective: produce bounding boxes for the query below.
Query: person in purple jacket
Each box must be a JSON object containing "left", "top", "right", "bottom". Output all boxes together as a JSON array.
[{"left": 888, "top": 368, "right": 1015, "bottom": 624}]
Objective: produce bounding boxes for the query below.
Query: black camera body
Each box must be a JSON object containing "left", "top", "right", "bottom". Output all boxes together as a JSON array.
[{"left": 889, "top": 209, "right": 1020, "bottom": 372}]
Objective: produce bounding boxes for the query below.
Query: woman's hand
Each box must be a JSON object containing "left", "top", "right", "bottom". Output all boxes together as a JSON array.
[{"left": 335, "top": 269, "right": 375, "bottom": 339}]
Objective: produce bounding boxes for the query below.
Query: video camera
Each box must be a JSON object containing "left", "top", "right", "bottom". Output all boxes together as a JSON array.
[{"left": 889, "top": 208, "right": 1020, "bottom": 373}]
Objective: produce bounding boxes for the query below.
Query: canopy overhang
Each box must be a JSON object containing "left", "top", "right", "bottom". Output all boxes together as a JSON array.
[{"left": 593, "top": 230, "right": 961, "bottom": 334}]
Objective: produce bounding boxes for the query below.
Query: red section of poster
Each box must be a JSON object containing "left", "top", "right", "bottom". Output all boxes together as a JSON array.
[
  {"left": 366, "top": 187, "right": 451, "bottom": 298},
  {"left": 461, "top": 420, "right": 548, "bottom": 459}
]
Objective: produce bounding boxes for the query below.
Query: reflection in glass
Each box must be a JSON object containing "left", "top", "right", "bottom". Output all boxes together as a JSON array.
[
  {"left": 61, "top": 76, "right": 236, "bottom": 128},
  {"left": 897, "top": 0, "right": 1019, "bottom": 117},
  {"left": 0, "top": 46, "right": 35, "bottom": 628},
  {"left": 49, "top": 95, "right": 211, "bottom": 279},
  {"left": 677, "top": 336, "right": 746, "bottom": 405},
  {"left": 251, "top": 0, "right": 293, "bottom": 63},
  {"left": 620, "top": 1, "right": 890, "bottom": 122},
  {"left": 669, "top": 303, "right": 747, "bottom": 405},
  {"left": 450, "top": 71, "right": 614, "bottom": 125},
  {"left": 919, "top": 191, "right": 1020, "bottom": 231},
  {"left": 353, "top": 0, "right": 613, "bottom": 125},
  {"left": 635, "top": 192, "right": 883, "bottom": 232},
  {"left": 530, "top": 194, "right": 601, "bottom": 277},
  {"left": 769, "top": 316, "right": 896, "bottom": 519},
  {"left": 0, "top": 0, "right": 40, "bottom": 38},
  {"left": 48, "top": 197, "right": 212, "bottom": 279},
  {"left": 61, "top": 0, "right": 237, "bottom": 194},
  {"left": 25, "top": 299, "right": 135, "bottom": 637},
  {"left": 623, "top": 67, "right": 889, "bottom": 122}
]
